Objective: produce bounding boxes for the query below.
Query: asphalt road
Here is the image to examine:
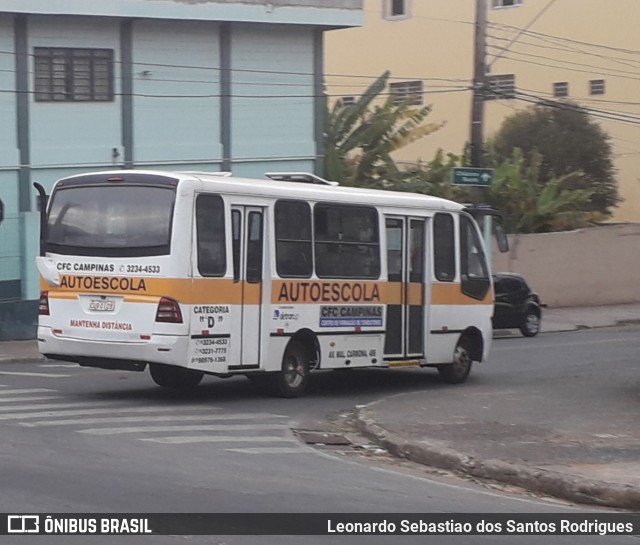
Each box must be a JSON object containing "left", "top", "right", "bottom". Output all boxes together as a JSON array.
[{"left": 1, "top": 327, "right": 639, "bottom": 544}]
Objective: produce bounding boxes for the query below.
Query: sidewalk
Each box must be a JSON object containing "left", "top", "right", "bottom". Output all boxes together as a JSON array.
[
  {"left": 3, "top": 303, "right": 640, "bottom": 509},
  {"left": 356, "top": 302, "right": 640, "bottom": 510}
]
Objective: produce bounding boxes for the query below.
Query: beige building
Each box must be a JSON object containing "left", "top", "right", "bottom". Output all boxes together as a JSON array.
[{"left": 325, "top": 0, "right": 640, "bottom": 221}]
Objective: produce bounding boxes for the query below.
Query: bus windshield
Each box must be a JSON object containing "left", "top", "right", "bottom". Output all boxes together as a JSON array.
[{"left": 46, "top": 184, "right": 176, "bottom": 257}]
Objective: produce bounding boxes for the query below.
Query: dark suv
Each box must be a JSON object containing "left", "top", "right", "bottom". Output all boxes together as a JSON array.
[{"left": 492, "top": 273, "right": 544, "bottom": 337}]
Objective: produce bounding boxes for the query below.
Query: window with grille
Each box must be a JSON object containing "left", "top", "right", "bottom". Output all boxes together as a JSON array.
[
  {"left": 492, "top": 0, "right": 523, "bottom": 7},
  {"left": 590, "top": 79, "right": 605, "bottom": 95},
  {"left": 553, "top": 82, "right": 569, "bottom": 97},
  {"left": 389, "top": 80, "right": 423, "bottom": 106},
  {"left": 486, "top": 74, "right": 516, "bottom": 100},
  {"left": 340, "top": 96, "right": 356, "bottom": 107},
  {"left": 34, "top": 47, "right": 114, "bottom": 102}
]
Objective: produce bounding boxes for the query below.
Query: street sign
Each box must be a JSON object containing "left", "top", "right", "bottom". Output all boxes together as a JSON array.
[{"left": 451, "top": 167, "right": 494, "bottom": 187}]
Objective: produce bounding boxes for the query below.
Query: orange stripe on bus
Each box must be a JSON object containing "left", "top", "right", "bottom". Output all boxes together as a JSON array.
[
  {"left": 43, "top": 275, "right": 492, "bottom": 306},
  {"left": 430, "top": 282, "right": 493, "bottom": 305}
]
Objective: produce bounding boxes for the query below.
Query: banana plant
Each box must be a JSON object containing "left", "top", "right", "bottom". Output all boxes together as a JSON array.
[{"left": 324, "top": 71, "right": 443, "bottom": 187}]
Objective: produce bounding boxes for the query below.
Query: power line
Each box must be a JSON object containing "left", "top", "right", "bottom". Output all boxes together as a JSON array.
[
  {"left": 488, "top": 32, "right": 640, "bottom": 71},
  {"left": 486, "top": 44, "right": 640, "bottom": 82},
  {"left": 487, "top": 0, "right": 558, "bottom": 67},
  {"left": 489, "top": 87, "right": 640, "bottom": 126},
  {"left": 488, "top": 22, "right": 640, "bottom": 57}
]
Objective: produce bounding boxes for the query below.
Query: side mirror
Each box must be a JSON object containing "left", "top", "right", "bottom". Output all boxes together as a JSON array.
[{"left": 494, "top": 223, "right": 509, "bottom": 253}]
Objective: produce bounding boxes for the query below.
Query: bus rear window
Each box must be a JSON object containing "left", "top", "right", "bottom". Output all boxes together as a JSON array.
[{"left": 46, "top": 184, "right": 175, "bottom": 256}]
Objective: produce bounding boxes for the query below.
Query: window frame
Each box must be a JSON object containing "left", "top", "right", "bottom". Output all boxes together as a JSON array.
[
  {"left": 313, "top": 203, "right": 381, "bottom": 280},
  {"left": 389, "top": 80, "right": 423, "bottom": 106},
  {"left": 553, "top": 81, "right": 569, "bottom": 98},
  {"left": 384, "top": 0, "right": 411, "bottom": 20},
  {"left": 274, "top": 200, "right": 313, "bottom": 279},
  {"left": 45, "top": 183, "right": 176, "bottom": 258},
  {"left": 460, "top": 214, "right": 490, "bottom": 300},
  {"left": 195, "top": 194, "right": 227, "bottom": 278},
  {"left": 492, "top": 0, "right": 523, "bottom": 8},
  {"left": 486, "top": 74, "right": 516, "bottom": 100},
  {"left": 589, "top": 79, "right": 606, "bottom": 96},
  {"left": 34, "top": 46, "right": 115, "bottom": 102},
  {"left": 433, "top": 213, "right": 456, "bottom": 282}
]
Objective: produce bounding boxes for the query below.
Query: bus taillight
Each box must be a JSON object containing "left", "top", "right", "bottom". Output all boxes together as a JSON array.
[
  {"left": 155, "top": 297, "right": 183, "bottom": 323},
  {"left": 38, "top": 291, "right": 50, "bottom": 315}
]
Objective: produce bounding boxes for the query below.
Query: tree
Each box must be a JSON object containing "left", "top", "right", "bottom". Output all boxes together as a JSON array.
[
  {"left": 491, "top": 102, "right": 620, "bottom": 216},
  {"left": 324, "top": 71, "right": 443, "bottom": 187},
  {"left": 388, "top": 149, "right": 471, "bottom": 201},
  {"left": 486, "top": 149, "right": 598, "bottom": 233}
]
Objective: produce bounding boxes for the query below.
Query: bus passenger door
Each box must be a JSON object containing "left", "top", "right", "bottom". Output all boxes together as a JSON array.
[
  {"left": 231, "top": 206, "right": 264, "bottom": 367},
  {"left": 384, "top": 217, "right": 426, "bottom": 359}
]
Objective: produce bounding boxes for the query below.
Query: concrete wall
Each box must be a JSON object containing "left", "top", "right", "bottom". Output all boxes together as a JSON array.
[{"left": 492, "top": 224, "right": 640, "bottom": 308}]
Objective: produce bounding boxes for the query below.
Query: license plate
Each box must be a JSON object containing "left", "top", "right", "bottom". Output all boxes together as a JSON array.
[{"left": 89, "top": 299, "right": 115, "bottom": 312}]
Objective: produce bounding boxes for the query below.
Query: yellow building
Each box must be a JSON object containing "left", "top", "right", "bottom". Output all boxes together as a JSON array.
[{"left": 325, "top": 0, "right": 640, "bottom": 221}]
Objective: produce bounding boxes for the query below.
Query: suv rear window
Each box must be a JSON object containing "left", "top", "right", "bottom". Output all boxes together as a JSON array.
[{"left": 46, "top": 184, "right": 176, "bottom": 257}]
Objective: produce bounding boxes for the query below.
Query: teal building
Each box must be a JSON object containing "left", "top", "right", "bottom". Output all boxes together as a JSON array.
[{"left": 0, "top": 0, "right": 362, "bottom": 339}]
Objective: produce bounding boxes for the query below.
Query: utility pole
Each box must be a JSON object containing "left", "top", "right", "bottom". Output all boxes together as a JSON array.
[
  {"left": 470, "top": 0, "right": 493, "bottom": 256},
  {"left": 470, "top": 0, "right": 488, "bottom": 170}
]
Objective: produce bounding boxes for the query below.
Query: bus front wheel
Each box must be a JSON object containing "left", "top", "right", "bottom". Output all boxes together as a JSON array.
[
  {"left": 149, "top": 363, "right": 204, "bottom": 390},
  {"left": 272, "top": 340, "right": 310, "bottom": 398},
  {"left": 437, "top": 337, "right": 473, "bottom": 384}
]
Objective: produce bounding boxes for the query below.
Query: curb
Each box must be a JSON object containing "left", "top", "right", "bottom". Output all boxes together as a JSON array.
[{"left": 355, "top": 403, "right": 640, "bottom": 510}]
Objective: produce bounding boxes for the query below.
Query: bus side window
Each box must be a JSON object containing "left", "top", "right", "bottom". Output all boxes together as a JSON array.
[
  {"left": 246, "top": 211, "right": 263, "bottom": 283},
  {"left": 460, "top": 215, "right": 490, "bottom": 300},
  {"left": 433, "top": 213, "right": 455, "bottom": 281},
  {"left": 314, "top": 204, "right": 380, "bottom": 279},
  {"left": 274, "top": 200, "right": 312, "bottom": 277},
  {"left": 196, "top": 194, "right": 226, "bottom": 277},
  {"left": 232, "top": 210, "right": 241, "bottom": 282},
  {"left": 385, "top": 218, "right": 403, "bottom": 281}
]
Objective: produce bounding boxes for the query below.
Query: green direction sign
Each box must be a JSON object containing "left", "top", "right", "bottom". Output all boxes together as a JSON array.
[{"left": 451, "top": 167, "right": 494, "bottom": 187}]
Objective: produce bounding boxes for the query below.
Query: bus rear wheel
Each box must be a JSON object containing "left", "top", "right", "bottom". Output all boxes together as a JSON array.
[
  {"left": 271, "top": 340, "right": 310, "bottom": 398},
  {"left": 149, "top": 363, "right": 204, "bottom": 390},
  {"left": 437, "top": 337, "right": 473, "bottom": 384}
]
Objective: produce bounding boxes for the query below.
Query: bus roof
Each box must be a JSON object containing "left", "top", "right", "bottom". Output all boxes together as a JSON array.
[{"left": 55, "top": 169, "right": 465, "bottom": 213}]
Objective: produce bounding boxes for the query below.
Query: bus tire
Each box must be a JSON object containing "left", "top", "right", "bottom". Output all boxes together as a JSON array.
[
  {"left": 437, "top": 337, "right": 473, "bottom": 384},
  {"left": 149, "top": 363, "right": 204, "bottom": 390},
  {"left": 272, "top": 340, "right": 310, "bottom": 398}
]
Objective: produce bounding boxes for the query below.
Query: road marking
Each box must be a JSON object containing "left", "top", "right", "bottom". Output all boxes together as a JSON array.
[
  {"left": 0, "top": 396, "right": 61, "bottom": 403},
  {"left": 21, "top": 413, "right": 261, "bottom": 428},
  {"left": 0, "top": 371, "right": 71, "bottom": 378},
  {"left": 141, "top": 434, "right": 293, "bottom": 445},
  {"left": 0, "top": 401, "right": 129, "bottom": 413},
  {"left": 78, "top": 415, "right": 288, "bottom": 435},
  {"left": 0, "top": 388, "right": 56, "bottom": 395},
  {"left": 0, "top": 405, "right": 221, "bottom": 421},
  {"left": 224, "top": 447, "right": 304, "bottom": 454}
]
